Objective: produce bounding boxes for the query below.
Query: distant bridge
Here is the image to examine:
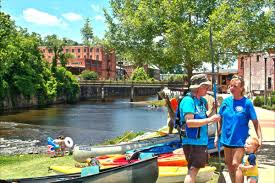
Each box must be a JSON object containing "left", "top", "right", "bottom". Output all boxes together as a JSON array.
[{"left": 79, "top": 80, "right": 187, "bottom": 101}]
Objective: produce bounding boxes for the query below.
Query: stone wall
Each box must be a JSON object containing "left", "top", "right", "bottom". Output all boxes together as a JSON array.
[{"left": 0, "top": 86, "right": 161, "bottom": 111}]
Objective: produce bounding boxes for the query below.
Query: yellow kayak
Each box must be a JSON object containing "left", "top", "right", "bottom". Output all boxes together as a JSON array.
[
  {"left": 49, "top": 165, "right": 113, "bottom": 174},
  {"left": 158, "top": 166, "right": 216, "bottom": 183}
]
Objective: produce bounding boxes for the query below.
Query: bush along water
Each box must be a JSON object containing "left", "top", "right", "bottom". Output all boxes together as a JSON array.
[{"left": 0, "top": 12, "right": 80, "bottom": 110}]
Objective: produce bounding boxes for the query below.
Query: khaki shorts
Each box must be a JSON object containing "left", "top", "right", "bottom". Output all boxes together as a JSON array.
[{"left": 183, "top": 145, "right": 208, "bottom": 169}]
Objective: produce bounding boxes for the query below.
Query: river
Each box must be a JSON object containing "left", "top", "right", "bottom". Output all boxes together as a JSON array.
[{"left": 0, "top": 96, "right": 167, "bottom": 154}]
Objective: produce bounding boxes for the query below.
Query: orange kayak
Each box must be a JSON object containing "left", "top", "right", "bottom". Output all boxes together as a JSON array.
[{"left": 157, "top": 153, "right": 188, "bottom": 166}]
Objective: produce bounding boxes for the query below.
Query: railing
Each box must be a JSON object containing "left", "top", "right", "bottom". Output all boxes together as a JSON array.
[{"left": 79, "top": 80, "right": 187, "bottom": 88}]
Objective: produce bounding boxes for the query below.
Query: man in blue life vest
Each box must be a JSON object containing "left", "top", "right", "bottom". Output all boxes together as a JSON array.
[{"left": 179, "top": 74, "right": 220, "bottom": 183}]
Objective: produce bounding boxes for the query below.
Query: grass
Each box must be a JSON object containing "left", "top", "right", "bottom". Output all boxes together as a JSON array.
[
  {"left": 0, "top": 154, "right": 75, "bottom": 179},
  {"left": 0, "top": 131, "right": 144, "bottom": 180}
]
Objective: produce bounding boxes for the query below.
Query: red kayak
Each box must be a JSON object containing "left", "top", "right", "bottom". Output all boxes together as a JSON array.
[{"left": 96, "top": 153, "right": 188, "bottom": 167}]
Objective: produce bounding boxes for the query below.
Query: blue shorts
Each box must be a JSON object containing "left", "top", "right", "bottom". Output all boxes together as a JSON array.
[{"left": 247, "top": 176, "right": 258, "bottom": 183}]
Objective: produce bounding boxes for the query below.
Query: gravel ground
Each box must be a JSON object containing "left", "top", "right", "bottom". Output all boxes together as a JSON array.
[{"left": 0, "top": 138, "right": 47, "bottom": 155}]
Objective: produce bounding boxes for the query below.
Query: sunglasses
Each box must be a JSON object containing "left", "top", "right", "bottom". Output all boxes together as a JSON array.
[{"left": 200, "top": 84, "right": 210, "bottom": 89}]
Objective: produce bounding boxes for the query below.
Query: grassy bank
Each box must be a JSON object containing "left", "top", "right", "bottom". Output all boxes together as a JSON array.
[
  {"left": 0, "top": 154, "right": 223, "bottom": 182},
  {"left": 0, "top": 154, "right": 75, "bottom": 179},
  {"left": 0, "top": 131, "right": 144, "bottom": 179},
  {"left": 0, "top": 130, "right": 223, "bottom": 183}
]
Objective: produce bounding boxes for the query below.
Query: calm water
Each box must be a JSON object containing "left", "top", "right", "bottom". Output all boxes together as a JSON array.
[{"left": 0, "top": 96, "right": 167, "bottom": 146}]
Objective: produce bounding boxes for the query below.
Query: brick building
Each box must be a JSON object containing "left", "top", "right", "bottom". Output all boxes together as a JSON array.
[
  {"left": 39, "top": 45, "right": 116, "bottom": 80},
  {"left": 238, "top": 50, "right": 275, "bottom": 94}
]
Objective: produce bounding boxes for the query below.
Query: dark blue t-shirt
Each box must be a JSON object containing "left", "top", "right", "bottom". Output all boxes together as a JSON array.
[
  {"left": 219, "top": 96, "right": 257, "bottom": 147},
  {"left": 248, "top": 153, "right": 257, "bottom": 166}
]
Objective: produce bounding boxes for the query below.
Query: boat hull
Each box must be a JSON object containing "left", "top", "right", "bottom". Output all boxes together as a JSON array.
[
  {"left": 7, "top": 157, "right": 158, "bottom": 183},
  {"left": 73, "top": 134, "right": 178, "bottom": 162}
]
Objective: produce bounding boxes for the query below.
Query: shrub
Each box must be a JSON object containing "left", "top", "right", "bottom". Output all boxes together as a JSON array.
[
  {"left": 130, "top": 67, "right": 150, "bottom": 81},
  {"left": 253, "top": 96, "right": 263, "bottom": 107},
  {"left": 80, "top": 70, "right": 98, "bottom": 80},
  {"left": 262, "top": 105, "right": 275, "bottom": 111},
  {"left": 271, "top": 96, "right": 275, "bottom": 105}
]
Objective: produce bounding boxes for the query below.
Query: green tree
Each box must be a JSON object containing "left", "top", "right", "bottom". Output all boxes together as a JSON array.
[
  {"left": 63, "top": 38, "right": 79, "bottom": 46},
  {"left": 105, "top": 0, "right": 216, "bottom": 81},
  {"left": 0, "top": 12, "right": 14, "bottom": 98},
  {"left": 80, "top": 70, "right": 98, "bottom": 80},
  {"left": 55, "top": 67, "right": 80, "bottom": 103},
  {"left": 0, "top": 12, "right": 80, "bottom": 107},
  {"left": 105, "top": 0, "right": 274, "bottom": 83},
  {"left": 43, "top": 34, "right": 74, "bottom": 71},
  {"left": 81, "top": 18, "right": 94, "bottom": 46},
  {"left": 0, "top": 12, "right": 57, "bottom": 105},
  {"left": 130, "top": 67, "right": 150, "bottom": 81}
]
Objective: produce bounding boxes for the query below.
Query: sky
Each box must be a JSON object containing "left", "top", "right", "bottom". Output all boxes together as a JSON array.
[{"left": 2, "top": 0, "right": 110, "bottom": 43}]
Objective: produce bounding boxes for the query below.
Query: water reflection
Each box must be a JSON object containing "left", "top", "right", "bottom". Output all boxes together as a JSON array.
[{"left": 0, "top": 96, "right": 167, "bottom": 145}]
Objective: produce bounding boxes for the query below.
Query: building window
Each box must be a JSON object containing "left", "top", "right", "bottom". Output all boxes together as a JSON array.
[
  {"left": 268, "top": 77, "right": 272, "bottom": 89},
  {"left": 90, "top": 48, "right": 93, "bottom": 52},
  {"left": 240, "top": 58, "right": 244, "bottom": 69},
  {"left": 78, "top": 55, "right": 80, "bottom": 58},
  {"left": 84, "top": 55, "right": 86, "bottom": 59},
  {"left": 72, "top": 49, "right": 74, "bottom": 53},
  {"left": 90, "top": 55, "right": 92, "bottom": 59},
  {"left": 257, "top": 55, "right": 260, "bottom": 62},
  {"left": 43, "top": 49, "right": 45, "bottom": 53},
  {"left": 84, "top": 48, "right": 86, "bottom": 52},
  {"left": 48, "top": 49, "right": 52, "bottom": 53},
  {"left": 48, "top": 56, "right": 51, "bottom": 59},
  {"left": 96, "top": 48, "right": 99, "bottom": 52},
  {"left": 66, "top": 49, "right": 69, "bottom": 53},
  {"left": 78, "top": 49, "right": 80, "bottom": 53},
  {"left": 96, "top": 55, "right": 99, "bottom": 60}
]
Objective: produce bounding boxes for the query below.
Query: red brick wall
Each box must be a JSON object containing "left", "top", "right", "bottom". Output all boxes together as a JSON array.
[
  {"left": 237, "top": 52, "right": 275, "bottom": 92},
  {"left": 39, "top": 46, "right": 116, "bottom": 80}
]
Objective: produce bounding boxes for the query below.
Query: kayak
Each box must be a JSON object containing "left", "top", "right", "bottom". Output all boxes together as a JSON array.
[
  {"left": 157, "top": 153, "right": 187, "bottom": 166},
  {"left": 126, "top": 140, "right": 182, "bottom": 155},
  {"left": 157, "top": 166, "right": 216, "bottom": 183},
  {"left": 48, "top": 163, "right": 215, "bottom": 183},
  {"left": 73, "top": 133, "right": 178, "bottom": 162},
  {"left": 96, "top": 153, "right": 187, "bottom": 167},
  {"left": 6, "top": 157, "right": 158, "bottom": 183}
]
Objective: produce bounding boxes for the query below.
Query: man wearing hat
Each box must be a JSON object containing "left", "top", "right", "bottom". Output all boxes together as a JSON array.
[{"left": 178, "top": 74, "right": 220, "bottom": 183}]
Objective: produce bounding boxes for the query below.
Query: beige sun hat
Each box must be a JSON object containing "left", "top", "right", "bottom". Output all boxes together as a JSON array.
[{"left": 189, "top": 74, "right": 212, "bottom": 89}]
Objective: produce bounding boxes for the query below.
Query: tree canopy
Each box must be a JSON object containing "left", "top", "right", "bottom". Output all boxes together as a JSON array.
[
  {"left": 81, "top": 18, "right": 94, "bottom": 46},
  {"left": 105, "top": 0, "right": 274, "bottom": 80},
  {"left": 0, "top": 12, "right": 79, "bottom": 107}
]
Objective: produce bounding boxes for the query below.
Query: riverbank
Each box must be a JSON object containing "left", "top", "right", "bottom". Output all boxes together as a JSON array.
[{"left": 0, "top": 131, "right": 145, "bottom": 179}]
